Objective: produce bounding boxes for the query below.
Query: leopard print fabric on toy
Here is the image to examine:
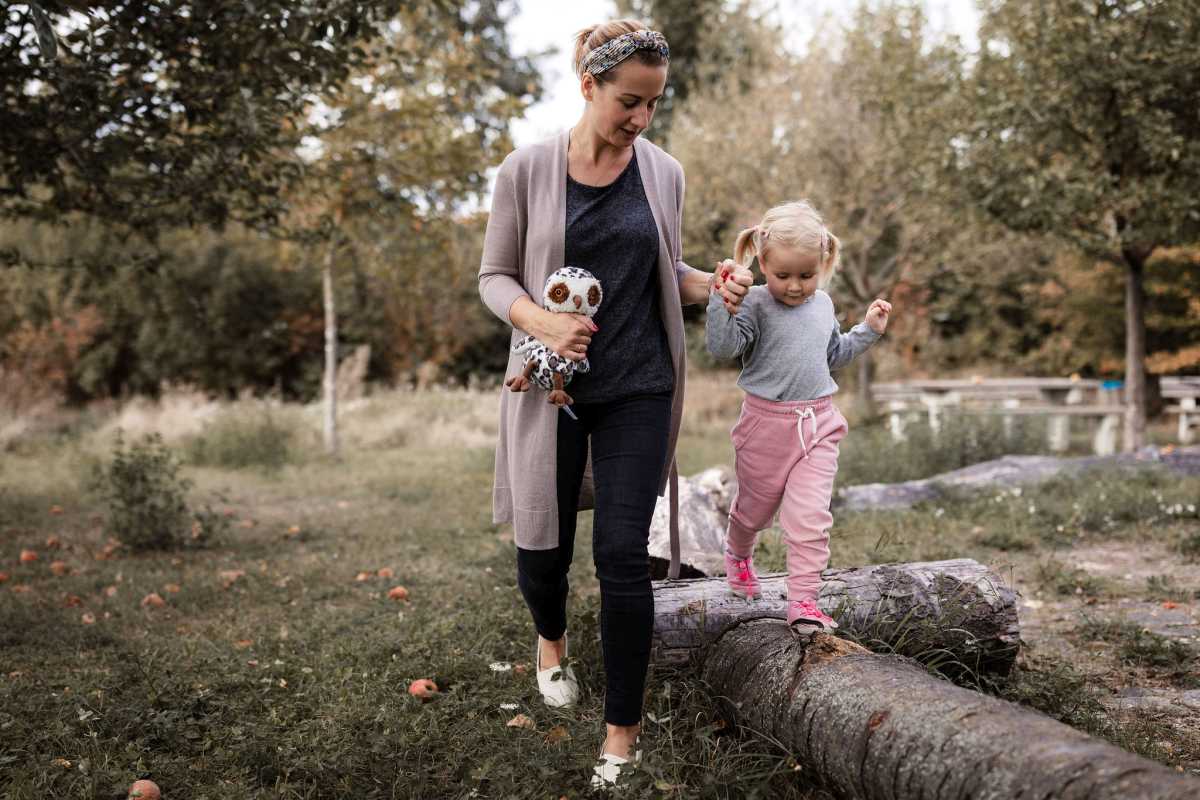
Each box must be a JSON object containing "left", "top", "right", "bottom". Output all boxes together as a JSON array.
[{"left": 505, "top": 267, "right": 603, "bottom": 408}]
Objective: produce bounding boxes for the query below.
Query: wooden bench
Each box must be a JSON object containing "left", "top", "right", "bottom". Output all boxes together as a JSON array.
[
  {"left": 872, "top": 378, "right": 1124, "bottom": 455},
  {"left": 1161, "top": 376, "right": 1200, "bottom": 445}
]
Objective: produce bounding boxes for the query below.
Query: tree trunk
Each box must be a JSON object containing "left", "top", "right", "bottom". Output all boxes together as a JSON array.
[
  {"left": 703, "top": 621, "right": 1199, "bottom": 800},
  {"left": 1124, "top": 250, "right": 1147, "bottom": 452},
  {"left": 857, "top": 349, "right": 877, "bottom": 420},
  {"left": 653, "top": 559, "right": 1019, "bottom": 676},
  {"left": 322, "top": 244, "right": 339, "bottom": 457}
]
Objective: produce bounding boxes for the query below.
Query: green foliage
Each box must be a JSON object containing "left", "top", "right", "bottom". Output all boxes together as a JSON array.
[
  {"left": 616, "top": 0, "right": 766, "bottom": 144},
  {"left": 964, "top": 0, "right": 1200, "bottom": 257},
  {"left": 185, "top": 410, "right": 298, "bottom": 473},
  {"left": 2, "top": 2, "right": 422, "bottom": 233},
  {"left": 91, "top": 432, "right": 215, "bottom": 551}
]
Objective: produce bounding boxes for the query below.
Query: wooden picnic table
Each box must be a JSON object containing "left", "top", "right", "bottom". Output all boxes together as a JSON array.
[
  {"left": 1162, "top": 376, "right": 1200, "bottom": 444},
  {"left": 871, "top": 377, "right": 1124, "bottom": 455}
]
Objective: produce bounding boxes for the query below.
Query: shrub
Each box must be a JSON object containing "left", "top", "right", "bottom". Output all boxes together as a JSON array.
[
  {"left": 185, "top": 410, "right": 296, "bottom": 472},
  {"left": 92, "top": 432, "right": 220, "bottom": 551}
]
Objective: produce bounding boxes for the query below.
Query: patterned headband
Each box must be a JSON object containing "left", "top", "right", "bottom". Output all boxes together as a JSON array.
[{"left": 580, "top": 29, "right": 670, "bottom": 77}]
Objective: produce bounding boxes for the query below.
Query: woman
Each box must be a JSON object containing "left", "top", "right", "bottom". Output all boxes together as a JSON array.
[{"left": 478, "top": 19, "right": 750, "bottom": 787}]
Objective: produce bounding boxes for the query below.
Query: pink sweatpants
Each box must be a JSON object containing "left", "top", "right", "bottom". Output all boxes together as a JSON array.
[{"left": 726, "top": 393, "right": 848, "bottom": 603}]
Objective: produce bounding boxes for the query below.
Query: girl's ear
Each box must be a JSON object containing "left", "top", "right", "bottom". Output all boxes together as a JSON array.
[{"left": 581, "top": 72, "right": 595, "bottom": 103}]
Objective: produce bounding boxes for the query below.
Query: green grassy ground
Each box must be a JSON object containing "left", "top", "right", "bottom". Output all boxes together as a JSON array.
[{"left": 2, "top": 379, "right": 1198, "bottom": 798}]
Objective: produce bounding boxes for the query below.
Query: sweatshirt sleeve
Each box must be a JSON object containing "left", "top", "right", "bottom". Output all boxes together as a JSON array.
[
  {"left": 826, "top": 318, "right": 881, "bottom": 370},
  {"left": 672, "top": 160, "right": 703, "bottom": 287},
  {"left": 477, "top": 156, "right": 528, "bottom": 326},
  {"left": 706, "top": 291, "right": 758, "bottom": 359}
]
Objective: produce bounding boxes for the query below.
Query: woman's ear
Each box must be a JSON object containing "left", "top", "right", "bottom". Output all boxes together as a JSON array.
[{"left": 580, "top": 72, "right": 595, "bottom": 103}]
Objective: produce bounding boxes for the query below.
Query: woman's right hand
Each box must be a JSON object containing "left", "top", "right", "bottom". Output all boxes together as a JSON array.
[{"left": 534, "top": 309, "right": 597, "bottom": 362}]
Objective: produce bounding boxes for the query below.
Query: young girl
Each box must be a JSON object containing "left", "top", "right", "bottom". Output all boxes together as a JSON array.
[{"left": 706, "top": 200, "right": 891, "bottom": 631}]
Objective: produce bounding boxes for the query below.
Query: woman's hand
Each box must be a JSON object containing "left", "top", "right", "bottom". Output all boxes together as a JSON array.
[
  {"left": 865, "top": 298, "right": 892, "bottom": 334},
  {"left": 534, "top": 308, "right": 597, "bottom": 362},
  {"left": 711, "top": 259, "right": 753, "bottom": 314}
]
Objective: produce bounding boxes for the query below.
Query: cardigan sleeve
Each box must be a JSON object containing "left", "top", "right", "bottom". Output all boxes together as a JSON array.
[
  {"left": 478, "top": 155, "right": 528, "bottom": 326},
  {"left": 672, "top": 159, "right": 703, "bottom": 286}
]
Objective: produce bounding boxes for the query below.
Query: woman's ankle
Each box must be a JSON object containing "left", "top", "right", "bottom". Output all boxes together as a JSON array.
[
  {"left": 602, "top": 723, "right": 641, "bottom": 758},
  {"left": 537, "top": 635, "right": 566, "bottom": 669}
]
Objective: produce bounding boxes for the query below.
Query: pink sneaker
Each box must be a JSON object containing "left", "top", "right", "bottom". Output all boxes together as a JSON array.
[
  {"left": 787, "top": 600, "right": 838, "bottom": 631},
  {"left": 724, "top": 550, "right": 760, "bottom": 599}
]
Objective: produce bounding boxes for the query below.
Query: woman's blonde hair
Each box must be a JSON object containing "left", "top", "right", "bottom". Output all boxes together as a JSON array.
[
  {"left": 733, "top": 201, "right": 840, "bottom": 288},
  {"left": 573, "top": 19, "right": 667, "bottom": 83}
]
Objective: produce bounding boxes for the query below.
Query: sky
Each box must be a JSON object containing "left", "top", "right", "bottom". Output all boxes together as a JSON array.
[{"left": 504, "top": 0, "right": 982, "bottom": 148}]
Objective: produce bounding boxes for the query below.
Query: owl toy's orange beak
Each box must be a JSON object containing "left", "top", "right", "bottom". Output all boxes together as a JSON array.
[{"left": 573, "top": 296, "right": 582, "bottom": 309}]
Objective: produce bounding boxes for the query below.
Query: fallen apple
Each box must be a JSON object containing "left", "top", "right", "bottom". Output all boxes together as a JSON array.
[
  {"left": 127, "top": 779, "right": 160, "bottom": 799},
  {"left": 408, "top": 678, "right": 438, "bottom": 700},
  {"left": 387, "top": 586, "right": 409, "bottom": 602}
]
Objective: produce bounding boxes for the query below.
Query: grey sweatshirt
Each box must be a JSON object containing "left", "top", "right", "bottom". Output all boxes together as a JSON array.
[{"left": 705, "top": 287, "right": 881, "bottom": 401}]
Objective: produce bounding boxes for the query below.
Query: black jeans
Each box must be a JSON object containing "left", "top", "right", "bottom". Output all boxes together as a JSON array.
[{"left": 516, "top": 391, "right": 671, "bottom": 726}]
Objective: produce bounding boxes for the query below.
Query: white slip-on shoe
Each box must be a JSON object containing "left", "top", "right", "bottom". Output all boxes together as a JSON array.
[
  {"left": 590, "top": 744, "right": 642, "bottom": 790},
  {"left": 535, "top": 633, "right": 580, "bottom": 708}
]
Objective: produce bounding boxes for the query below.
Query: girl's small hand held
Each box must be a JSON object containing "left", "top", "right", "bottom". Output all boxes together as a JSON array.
[
  {"left": 719, "top": 260, "right": 753, "bottom": 314},
  {"left": 865, "top": 299, "right": 891, "bottom": 335}
]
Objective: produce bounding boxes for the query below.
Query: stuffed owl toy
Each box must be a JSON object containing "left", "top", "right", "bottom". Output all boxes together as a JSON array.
[{"left": 505, "top": 267, "right": 603, "bottom": 408}]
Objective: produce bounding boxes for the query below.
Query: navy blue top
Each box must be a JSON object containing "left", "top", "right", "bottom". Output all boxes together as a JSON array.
[{"left": 563, "top": 150, "right": 674, "bottom": 403}]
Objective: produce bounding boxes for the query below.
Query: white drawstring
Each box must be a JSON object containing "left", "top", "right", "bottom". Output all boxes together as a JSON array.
[{"left": 794, "top": 407, "right": 818, "bottom": 458}]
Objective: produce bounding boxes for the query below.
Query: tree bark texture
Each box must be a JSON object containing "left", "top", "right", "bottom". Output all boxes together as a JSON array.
[
  {"left": 857, "top": 349, "right": 877, "bottom": 420},
  {"left": 703, "top": 621, "right": 1199, "bottom": 800},
  {"left": 1124, "top": 252, "right": 1147, "bottom": 452},
  {"left": 322, "top": 244, "right": 339, "bottom": 457},
  {"left": 653, "top": 559, "right": 1019, "bottom": 677}
]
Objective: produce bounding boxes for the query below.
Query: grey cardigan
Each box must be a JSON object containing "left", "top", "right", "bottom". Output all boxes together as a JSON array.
[{"left": 478, "top": 129, "right": 700, "bottom": 573}]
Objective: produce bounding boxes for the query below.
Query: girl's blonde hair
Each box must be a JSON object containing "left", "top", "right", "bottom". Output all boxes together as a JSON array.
[
  {"left": 573, "top": 19, "right": 667, "bottom": 83},
  {"left": 734, "top": 201, "right": 840, "bottom": 288}
]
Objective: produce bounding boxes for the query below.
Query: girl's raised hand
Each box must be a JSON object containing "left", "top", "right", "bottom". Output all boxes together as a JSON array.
[{"left": 865, "top": 298, "right": 892, "bottom": 334}]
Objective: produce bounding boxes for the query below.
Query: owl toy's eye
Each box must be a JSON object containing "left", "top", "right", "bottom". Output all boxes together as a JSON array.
[
  {"left": 549, "top": 283, "right": 570, "bottom": 303},
  {"left": 587, "top": 286, "right": 601, "bottom": 307}
]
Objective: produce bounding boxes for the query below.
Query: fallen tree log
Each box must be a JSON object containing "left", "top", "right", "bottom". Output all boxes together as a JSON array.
[
  {"left": 836, "top": 446, "right": 1200, "bottom": 513},
  {"left": 653, "top": 559, "right": 1020, "bottom": 676},
  {"left": 703, "top": 622, "right": 1199, "bottom": 800}
]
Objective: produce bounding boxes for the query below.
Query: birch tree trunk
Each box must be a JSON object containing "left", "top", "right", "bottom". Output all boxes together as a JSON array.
[
  {"left": 703, "top": 622, "right": 1199, "bottom": 800},
  {"left": 322, "top": 243, "right": 338, "bottom": 457},
  {"left": 1123, "top": 250, "right": 1147, "bottom": 452}
]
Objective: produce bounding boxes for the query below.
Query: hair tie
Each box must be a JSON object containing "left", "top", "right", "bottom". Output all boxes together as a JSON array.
[{"left": 581, "top": 30, "right": 670, "bottom": 77}]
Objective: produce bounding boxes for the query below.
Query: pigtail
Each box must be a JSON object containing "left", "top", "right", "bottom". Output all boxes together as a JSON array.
[
  {"left": 733, "top": 226, "right": 759, "bottom": 269},
  {"left": 820, "top": 230, "right": 841, "bottom": 288}
]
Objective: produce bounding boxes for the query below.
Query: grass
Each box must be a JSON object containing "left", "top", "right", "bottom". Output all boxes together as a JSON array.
[
  {"left": 184, "top": 409, "right": 299, "bottom": 472},
  {"left": 1077, "top": 617, "right": 1200, "bottom": 686},
  {"left": 1, "top": 378, "right": 1198, "bottom": 796}
]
